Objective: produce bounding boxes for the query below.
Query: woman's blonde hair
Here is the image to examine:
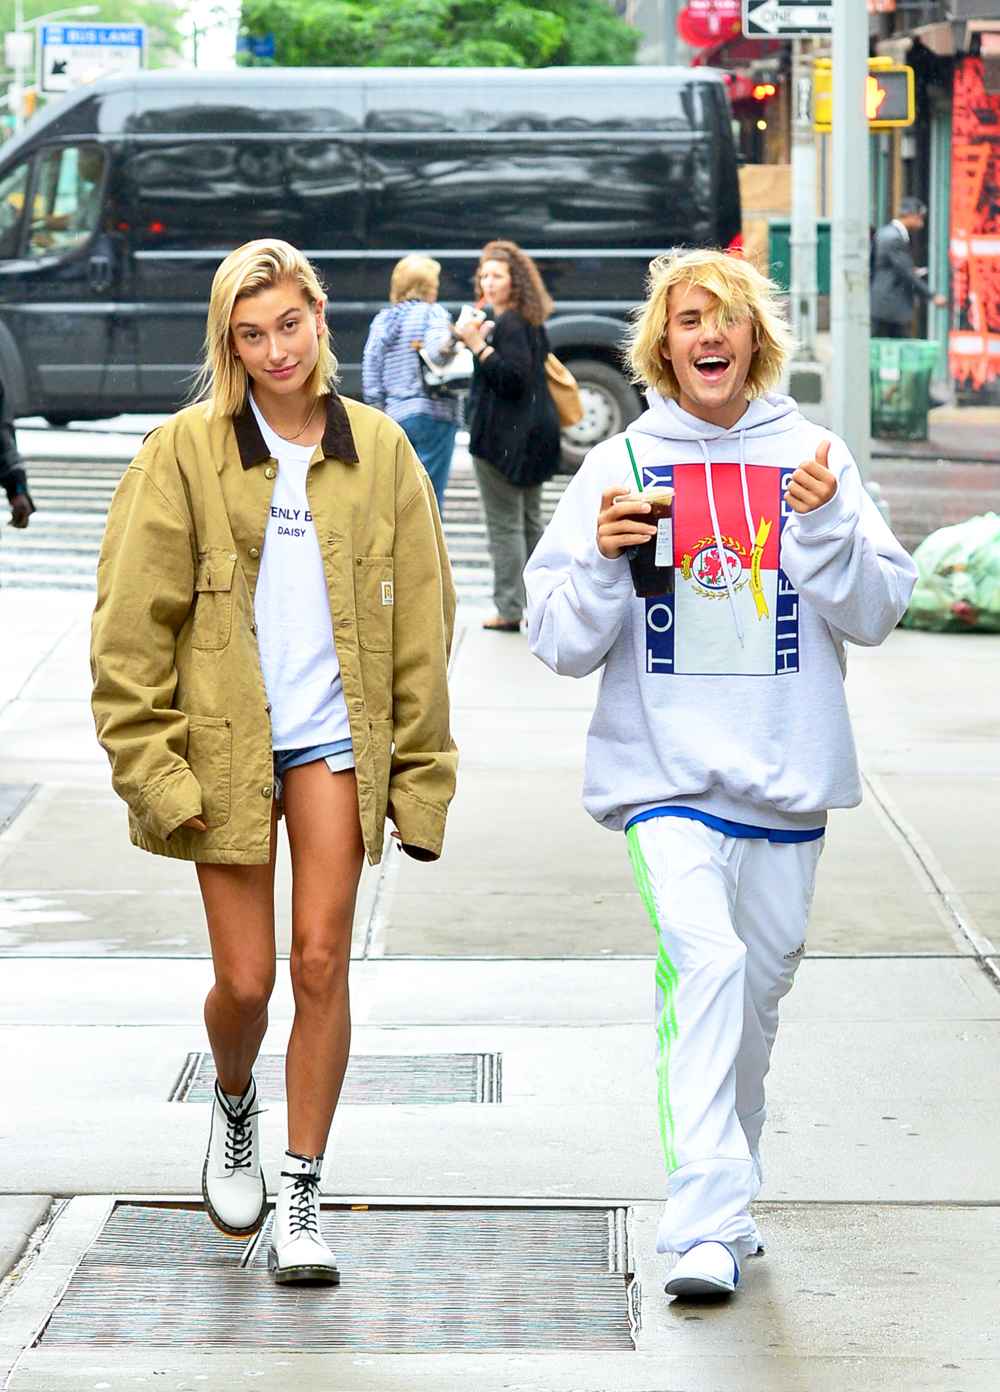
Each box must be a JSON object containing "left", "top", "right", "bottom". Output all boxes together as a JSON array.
[
  {"left": 626, "top": 249, "right": 794, "bottom": 401},
  {"left": 192, "top": 238, "right": 338, "bottom": 417},
  {"left": 389, "top": 254, "right": 441, "bottom": 304}
]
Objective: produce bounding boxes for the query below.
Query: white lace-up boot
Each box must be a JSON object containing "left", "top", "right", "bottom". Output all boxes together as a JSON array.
[
  {"left": 201, "top": 1076, "right": 267, "bottom": 1238},
  {"left": 267, "top": 1151, "right": 340, "bottom": 1285}
]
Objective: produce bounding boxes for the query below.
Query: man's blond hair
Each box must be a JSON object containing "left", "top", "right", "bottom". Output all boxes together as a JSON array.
[
  {"left": 626, "top": 249, "right": 794, "bottom": 401},
  {"left": 192, "top": 239, "right": 338, "bottom": 418}
]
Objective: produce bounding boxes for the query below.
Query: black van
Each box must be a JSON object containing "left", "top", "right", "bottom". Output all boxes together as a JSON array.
[{"left": 0, "top": 66, "right": 740, "bottom": 463}]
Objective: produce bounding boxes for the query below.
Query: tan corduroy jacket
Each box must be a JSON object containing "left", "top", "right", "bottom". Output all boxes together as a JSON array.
[{"left": 91, "top": 392, "right": 457, "bottom": 866}]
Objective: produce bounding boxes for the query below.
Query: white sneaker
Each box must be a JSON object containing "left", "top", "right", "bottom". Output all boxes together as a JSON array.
[
  {"left": 267, "top": 1152, "right": 340, "bottom": 1285},
  {"left": 664, "top": 1241, "right": 740, "bottom": 1298},
  {"left": 201, "top": 1077, "right": 267, "bottom": 1238}
]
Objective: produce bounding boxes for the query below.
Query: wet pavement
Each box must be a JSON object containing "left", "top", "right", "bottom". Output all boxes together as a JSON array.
[{"left": 1, "top": 450, "right": 999, "bottom": 1386}]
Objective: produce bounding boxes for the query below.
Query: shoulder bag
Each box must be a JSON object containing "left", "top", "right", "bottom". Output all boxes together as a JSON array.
[
  {"left": 543, "top": 347, "right": 584, "bottom": 428},
  {"left": 412, "top": 305, "right": 474, "bottom": 399}
]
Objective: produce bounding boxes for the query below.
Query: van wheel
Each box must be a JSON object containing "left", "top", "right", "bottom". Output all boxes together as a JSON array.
[
  {"left": 558, "top": 359, "right": 641, "bottom": 473},
  {"left": 44, "top": 414, "right": 73, "bottom": 427}
]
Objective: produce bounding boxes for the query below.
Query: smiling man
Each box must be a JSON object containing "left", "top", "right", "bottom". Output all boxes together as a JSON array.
[{"left": 525, "top": 250, "right": 917, "bottom": 1300}]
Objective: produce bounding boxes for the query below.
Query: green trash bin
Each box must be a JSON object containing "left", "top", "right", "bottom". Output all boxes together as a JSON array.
[{"left": 870, "top": 339, "right": 939, "bottom": 441}]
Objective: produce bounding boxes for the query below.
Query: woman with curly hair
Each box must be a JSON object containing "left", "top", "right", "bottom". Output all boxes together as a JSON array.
[{"left": 456, "top": 239, "right": 561, "bottom": 632}]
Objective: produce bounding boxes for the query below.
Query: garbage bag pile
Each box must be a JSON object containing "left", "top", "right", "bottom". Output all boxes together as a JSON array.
[{"left": 903, "top": 513, "right": 1000, "bottom": 633}]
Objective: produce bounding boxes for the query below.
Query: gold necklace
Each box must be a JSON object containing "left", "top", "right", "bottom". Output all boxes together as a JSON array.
[{"left": 285, "top": 397, "right": 320, "bottom": 441}]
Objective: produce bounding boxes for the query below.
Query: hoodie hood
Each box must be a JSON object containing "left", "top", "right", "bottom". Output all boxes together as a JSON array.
[{"left": 631, "top": 390, "right": 801, "bottom": 444}]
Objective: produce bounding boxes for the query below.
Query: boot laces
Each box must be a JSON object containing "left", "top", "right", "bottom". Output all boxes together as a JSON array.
[
  {"left": 281, "top": 1170, "right": 321, "bottom": 1238},
  {"left": 217, "top": 1087, "right": 264, "bottom": 1174}
]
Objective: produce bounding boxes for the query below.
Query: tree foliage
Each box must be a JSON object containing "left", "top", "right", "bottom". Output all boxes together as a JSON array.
[{"left": 237, "top": 0, "right": 638, "bottom": 69}]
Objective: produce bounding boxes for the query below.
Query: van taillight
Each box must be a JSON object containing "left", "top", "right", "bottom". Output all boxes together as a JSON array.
[
  {"left": 147, "top": 220, "right": 166, "bottom": 235},
  {"left": 116, "top": 221, "right": 129, "bottom": 233}
]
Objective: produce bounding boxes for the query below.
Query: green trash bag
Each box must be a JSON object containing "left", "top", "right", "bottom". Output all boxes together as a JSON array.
[{"left": 903, "top": 512, "right": 1000, "bottom": 633}]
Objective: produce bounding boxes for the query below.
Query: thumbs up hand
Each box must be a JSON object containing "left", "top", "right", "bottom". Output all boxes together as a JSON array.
[{"left": 784, "top": 438, "right": 837, "bottom": 514}]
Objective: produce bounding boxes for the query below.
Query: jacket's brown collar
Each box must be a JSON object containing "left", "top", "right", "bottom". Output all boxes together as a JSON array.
[{"left": 232, "top": 392, "right": 360, "bottom": 469}]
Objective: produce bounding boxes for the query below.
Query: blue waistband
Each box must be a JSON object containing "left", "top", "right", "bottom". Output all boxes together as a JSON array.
[{"left": 624, "top": 805, "right": 825, "bottom": 844}]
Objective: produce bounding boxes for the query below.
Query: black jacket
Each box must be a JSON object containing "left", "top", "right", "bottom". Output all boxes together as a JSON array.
[
  {"left": 0, "top": 380, "right": 30, "bottom": 512},
  {"left": 871, "top": 221, "right": 932, "bottom": 325},
  {"left": 467, "top": 309, "right": 561, "bottom": 487}
]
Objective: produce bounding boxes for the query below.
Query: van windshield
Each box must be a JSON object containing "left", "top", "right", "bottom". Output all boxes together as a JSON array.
[
  {"left": 26, "top": 144, "right": 105, "bottom": 259},
  {"left": 0, "top": 161, "right": 28, "bottom": 260}
]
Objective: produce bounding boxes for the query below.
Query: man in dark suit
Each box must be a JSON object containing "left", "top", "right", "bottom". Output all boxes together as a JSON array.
[{"left": 871, "top": 196, "right": 947, "bottom": 338}]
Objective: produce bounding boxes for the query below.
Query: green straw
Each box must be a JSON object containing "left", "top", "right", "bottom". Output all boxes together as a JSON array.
[{"left": 625, "top": 437, "right": 643, "bottom": 493}]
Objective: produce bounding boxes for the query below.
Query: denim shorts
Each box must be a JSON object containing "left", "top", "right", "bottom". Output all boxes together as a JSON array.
[{"left": 273, "top": 738, "right": 355, "bottom": 801}]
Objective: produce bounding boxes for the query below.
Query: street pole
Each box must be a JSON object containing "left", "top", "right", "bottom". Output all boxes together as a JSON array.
[
  {"left": 830, "top": 0, "right": 871, "bottom": 477},
  {"left": 789, "top": 39, "right": 818, "bottom": 358},
  {"left": 662, "top": 0, "right": 679, "bottom": 66},
  {"left": 13, "top": 0, "right": 24, "bottom": 133}
]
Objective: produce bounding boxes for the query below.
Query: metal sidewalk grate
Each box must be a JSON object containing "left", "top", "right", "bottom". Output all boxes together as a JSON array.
[
  {"left": 0, "top": 784, "right": 37, "bottom": 833},
  {"left": 169, "top": 1051, "right": 502, "bottom": 1105},
  {"left": 37, "top": 1203, "right": 639, "bottom": 1351}
]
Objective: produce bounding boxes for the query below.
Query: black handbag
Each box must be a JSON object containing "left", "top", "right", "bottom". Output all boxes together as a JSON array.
[
  {"left": 414, "top": 341, "right": 475, "bottom": 399},
  {"left": 413, "top": 305, "right": 474, "bottom": 399}
]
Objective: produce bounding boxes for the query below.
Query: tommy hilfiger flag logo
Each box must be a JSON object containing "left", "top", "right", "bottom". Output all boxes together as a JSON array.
[{"left": 640, "top": 459, "right": 800, "bottom": 677}]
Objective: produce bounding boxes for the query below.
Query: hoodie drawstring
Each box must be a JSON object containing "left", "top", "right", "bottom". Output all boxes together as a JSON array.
[
  {"left": 699, "top": 439, "right": 745, "bottom": 648},
  {"left": 739, "top": 430, "right": 773, "bottom": 621},
  {"left": 737, "top": 432, "right": 755, "bottom": 551}
]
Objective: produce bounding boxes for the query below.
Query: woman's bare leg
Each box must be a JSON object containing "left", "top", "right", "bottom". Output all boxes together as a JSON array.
[
  {"left": 197, "top": 806, "right": 278, "bottom": 1095},
  {"left": 282, "top": 762, "right": 365, "bottom": 1155}
]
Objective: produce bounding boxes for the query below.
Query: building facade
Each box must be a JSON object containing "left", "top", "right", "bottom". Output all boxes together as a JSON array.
[{"left": 872, "top": 3, "right": 1000, "bottom": 395}]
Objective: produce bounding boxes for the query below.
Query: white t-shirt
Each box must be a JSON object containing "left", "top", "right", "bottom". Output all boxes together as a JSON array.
[{"left": 250, "top": 394, "right": 351, "bottom": 751}]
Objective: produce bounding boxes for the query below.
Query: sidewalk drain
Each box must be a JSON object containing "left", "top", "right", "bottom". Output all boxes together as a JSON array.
[
  {"left": 0, "top": 783, "right": 37, "bottom": 833},
  {"left": 36, "top": 1202, "right": 639, "bottom": 1351},
  {"left": 170, "top": 1051, "right": 502, "bottom": 1104}
]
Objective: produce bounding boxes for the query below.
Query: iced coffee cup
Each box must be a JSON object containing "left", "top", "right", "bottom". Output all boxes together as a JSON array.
[{"left": 621, "top": 486, "right": 675, "bottom": 597}]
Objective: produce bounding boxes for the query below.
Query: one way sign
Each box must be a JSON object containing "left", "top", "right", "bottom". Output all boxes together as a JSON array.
[{"left": 743, "top": 1, "right": 832, "bottom": 37}]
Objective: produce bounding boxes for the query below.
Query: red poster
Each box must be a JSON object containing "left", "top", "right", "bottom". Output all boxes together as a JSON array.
[
  {"left": 677, "top": 1, "right": 742, "bottom": 50},
  {"left": 949, "top": 58, "right": 1000, "bottom": 393}
]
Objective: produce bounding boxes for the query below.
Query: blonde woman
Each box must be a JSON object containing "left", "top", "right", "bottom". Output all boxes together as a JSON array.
[
  {"left": 526, "top": 249, "right": 915, "bottom": 1299},
  {"left": 362, "top": 254, "right": 458, "bottom": 508},
  {"left": 91, "top": 239, "right": 457, "bottom": 1285}
]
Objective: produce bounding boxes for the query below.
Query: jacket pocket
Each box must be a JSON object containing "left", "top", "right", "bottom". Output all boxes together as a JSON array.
[
  {"left": 354, "top": 556, "right": 394, "bottom": 653},
  {"left": 191, "top": 551, "right": 236, "bottom": 651},
  {"left": 186, "top": 715, "right": 232, "bottom": 829}
]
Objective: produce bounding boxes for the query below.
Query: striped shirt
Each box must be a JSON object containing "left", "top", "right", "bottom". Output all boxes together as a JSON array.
[{"left": 361, "top": 300, "right": 458, "bottom": 424}]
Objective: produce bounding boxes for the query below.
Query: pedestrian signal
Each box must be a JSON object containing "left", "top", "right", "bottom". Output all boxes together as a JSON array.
[{"left": 813, "top": 58, "right": 915, "bottom": 132}]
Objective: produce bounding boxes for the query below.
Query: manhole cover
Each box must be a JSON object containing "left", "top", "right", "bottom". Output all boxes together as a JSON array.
[
  {"left": 37, "top": 1203, "right": 639, "bottom": 1351},
  {"left": 170, "top": 1052, "right": 502, "bottom": 1104}
]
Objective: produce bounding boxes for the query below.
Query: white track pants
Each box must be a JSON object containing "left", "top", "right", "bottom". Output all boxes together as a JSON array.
[{"left": 626, "top": 816, "right": 823, "bottom": 1258}]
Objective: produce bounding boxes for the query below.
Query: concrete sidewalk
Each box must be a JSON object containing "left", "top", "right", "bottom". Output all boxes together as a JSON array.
[{"left": 0, "top": 587, "right": 998, "bottom": 1389}]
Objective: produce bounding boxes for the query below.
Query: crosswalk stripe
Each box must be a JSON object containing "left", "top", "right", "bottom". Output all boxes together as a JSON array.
[{"left": 2, "top": 455, "right": 570, "bottom": 596}]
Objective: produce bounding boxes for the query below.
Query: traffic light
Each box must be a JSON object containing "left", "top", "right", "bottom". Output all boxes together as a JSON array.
[{"left": 813, "top": 58, "right": 915, "bottom": 133}]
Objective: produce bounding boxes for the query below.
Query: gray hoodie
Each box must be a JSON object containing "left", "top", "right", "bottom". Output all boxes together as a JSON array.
[{"left": 524, "top": 392, "right": 917, "bottom": 833}]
